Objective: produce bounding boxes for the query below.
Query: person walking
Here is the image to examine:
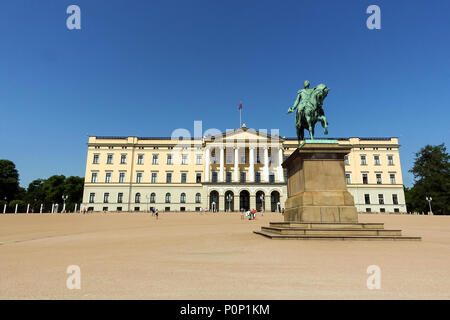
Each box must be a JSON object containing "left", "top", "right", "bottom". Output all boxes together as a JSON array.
[{"left": 155, "top": 209, "right": 159, "bottom": 220}]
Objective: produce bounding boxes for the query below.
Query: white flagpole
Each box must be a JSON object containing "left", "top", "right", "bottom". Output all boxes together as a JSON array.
[{"left": 239, "top": 102, "right": 242, "bottom": 128}]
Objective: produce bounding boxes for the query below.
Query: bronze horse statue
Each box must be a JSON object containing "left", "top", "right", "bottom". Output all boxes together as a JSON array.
[{"left": 287, "top": 81, "right": 329, "bottom": 144}]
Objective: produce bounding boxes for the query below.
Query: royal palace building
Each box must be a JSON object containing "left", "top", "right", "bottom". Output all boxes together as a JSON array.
[{"left": 81, "top": 126, "right": 407, "bottom": 213}]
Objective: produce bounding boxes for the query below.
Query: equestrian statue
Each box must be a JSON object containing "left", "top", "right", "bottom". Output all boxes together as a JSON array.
[{"left": 287, "top": 80, "right": 330, "bottom": 145}]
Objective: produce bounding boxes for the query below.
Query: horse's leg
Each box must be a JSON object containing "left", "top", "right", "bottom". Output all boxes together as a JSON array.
[
  {"left": 318, "top": 116, "right": 328, "bottom": 135},
  {"left": 296, "top": 127, "right": 302, "bottom": 146},
  {"left": 306, "top": 116, "right": 314, "bottom": 140}
]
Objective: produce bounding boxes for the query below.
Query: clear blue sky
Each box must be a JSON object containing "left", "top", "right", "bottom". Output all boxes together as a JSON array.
[{"left": 0, "top": 0, "right": 449, "bottom": 188}]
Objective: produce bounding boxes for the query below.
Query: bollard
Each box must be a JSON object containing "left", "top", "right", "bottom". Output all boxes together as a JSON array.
[
  {"left": 15, "top": 203, "right": 18, "bottom": 214},
  {"left": 26, "top": 204, "right": 30, "bottom": 214},
  {"left": 40, "top": 204, "right": 43, "bottom": 214}
]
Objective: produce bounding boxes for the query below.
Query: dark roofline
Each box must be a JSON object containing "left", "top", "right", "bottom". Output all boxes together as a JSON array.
[
  {"left": 284, "top": 137, "right": 396, "bottom": 141},
  {"left": 94, "top": 136, "right": 201, "bottom": 140}
]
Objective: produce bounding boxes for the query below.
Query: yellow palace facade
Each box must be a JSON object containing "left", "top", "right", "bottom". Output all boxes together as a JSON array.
[{"left": 81, "top": 126, "right": 407, "bottom": 213}]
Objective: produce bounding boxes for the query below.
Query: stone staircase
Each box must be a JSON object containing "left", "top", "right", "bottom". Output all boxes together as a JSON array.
[{"left": 254, "top": 222, "right": 421, "bottom": 240}]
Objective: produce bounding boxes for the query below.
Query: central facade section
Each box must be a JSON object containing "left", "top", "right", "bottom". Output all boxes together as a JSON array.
[{"left": 204, "top": 127, "right": 285, "bottom": 212}]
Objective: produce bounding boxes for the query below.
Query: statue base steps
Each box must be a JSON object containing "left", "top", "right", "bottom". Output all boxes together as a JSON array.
[{"left": 253, "top": 221, "right": 421, "bottom": 240}]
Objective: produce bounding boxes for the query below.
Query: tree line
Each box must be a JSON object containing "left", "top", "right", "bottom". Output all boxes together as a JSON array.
[{"left": 0, "top": 160, "right": 83, "bottom": 213}]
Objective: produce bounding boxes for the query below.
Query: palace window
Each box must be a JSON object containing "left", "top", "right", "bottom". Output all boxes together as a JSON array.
[
  {"left": 195, "top": 193, "right": 201, "bottom": 203},
  {"left": 135, "top": 193, "right": 141, "bottom": 203},
  {"left": 117, "top": 193, "right": 123, "bottom": 204},
  {"left": 269, "top": 173, "right": 275, "bottom": 183},
  {"left": 240, "top": 171, "right": 246, "bottom": 182},
  {"left": 167, "top": 154, "right": 173, "bottom": 165},
  {"left": 196, "top": 154, "right": 202, "bottom": 165},
  {"left": 376, "top": 173, "right": 382, "bottom": 184},
  {"left": 93, "top": 154, "right": 99, "bottom": 164},
  {"left": 103, "top": 193, "right": 109, "bottom": 203},
  {"left": 388, "top": 155, "right": 394, "bottom": 165},
  {"left": 105, "top": 172, "right": 112, "bottom": 183},
  {"left": 91, "top": 172, "right": 98, "bottom": 183},
  {"left": 120, "top": 154, "right": 127, "bottom": 164},
  {"left": 362, "top": 173, "right": 368, "bottom": 184},
  {"left": 136, "top": 172, "right": 142, "bottom": 183},
  {"left": 255, "top": 172, "right": 261, "bottom": 183},
  {"left": 107, "top": 154, "right": 113, "bottom": 164},
  {"left": 212, "top": 171, "right": 218, "bottom": 183},
  {"left": 150, "top": 193, "right": 156, "bottom": 203},
  {"left": 360, "top": 155, "right": 367, "bottom": 165},
  {"left": 181, "top": 154, "right": 188, "bottom": 165},
  {"left": 390, "top": 173, "right": 396, "bottom": 184},
  {"left": 364, "top": 194, "right": 371, "bottom": 205},
  {"left": 226, "top": 171, "right": 232, "bottom": 183},
  {"left": 378, "top": 194, "right": 384, "bottom": 205},
  {"left": 196, "top": 173, "right": 202, "bottom": 183},
  {"left": 345, "top": 173, "right": 351, "bottom": 184},
  {"left": 374, "top": 155, "right": 380, "bottom": 165},
  {"left": 137, "top": 154, "right": 144, "bottom": 164},
  {"left": 181, "top": 172, "right": 187, "bottom": 183},
  {"left": 119, "top": 172, "right": 125, "bottom": 183},
  {"left": 89, "top": 193, "right": 95, "bottom": 203},
  {"left": 180, "top": 193, "right": 186, "bottom": 203},
  {"left": 166, "top": 172, "right": 172, "bottom": 183},
  {"left": 344, "top": 155, "right": 349, "bottom": 165},
  {"left": 165, "top": 193, "right": 171, "bottom": 203},
  {"left": 151, "top": 172, "right": 157, "bottom": 183},
  {"left": 393, "top": 194, "right": 398, "bottom": 205},
  {"left": 152, "top": 154, "right": 159, "bottom": 165}
]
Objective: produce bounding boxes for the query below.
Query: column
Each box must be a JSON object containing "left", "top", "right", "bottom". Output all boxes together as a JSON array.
[
  {"left": 234, "top": 192, "right": 240, "bottom": 212},
  {"left": 205, "top": 148, "right": 210, "bottom": 182},
  {"left": 265, "top": 193, "right": 271, "bottom": 212},
  {"left": 277, "top": 148, "right": 284, "bottom": 182},
  {"left": 249, "top": 147, "right": 255, "bottom": 182},
  {"left": 219, "top": 147, "right": 224, "bottom": 182},
  {"left": 263, "top": 147, "right": 269, "bottom": 182},
  {"left": 234, "top": 147, "right": 239, "bottom": 182},
  {"left": 250, "top": 194, "right": 256, "bottom": 210}
]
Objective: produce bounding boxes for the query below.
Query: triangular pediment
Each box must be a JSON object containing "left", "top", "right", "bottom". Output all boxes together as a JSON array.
[{"left": 205, "top": 126, "right": 283, "bottom": 142}]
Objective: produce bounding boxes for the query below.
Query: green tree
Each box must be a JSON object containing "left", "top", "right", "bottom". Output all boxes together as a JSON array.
[
  {"left": 0, "top": 159, "right": 20, "bottom": 201},
  {"left": 63, "top": 176, "right": 84, "bottom": 210},
  {"left": 406, "top": 144, "right": 450, "bottom": 215}
]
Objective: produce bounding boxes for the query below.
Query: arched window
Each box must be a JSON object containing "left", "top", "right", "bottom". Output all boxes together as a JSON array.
[
  {"left": 195, "top": 193, "right": 201, "bottom": 203},
  {"left": 135, "top": 193, "right": 141, "bottom": 203},
  {"left": 180, "top": 193, "right": 186, "bottom": 203},
  {"left": 150, "top": 193, "right": 156, "bottom": 203},
  {"left": 165, "top": 193, "right": 171, "bottom": 203}
]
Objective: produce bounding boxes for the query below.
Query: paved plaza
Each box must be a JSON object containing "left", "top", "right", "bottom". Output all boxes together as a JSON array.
[{"left": 0, "top": 212, "right": 449, "bottom": 299}]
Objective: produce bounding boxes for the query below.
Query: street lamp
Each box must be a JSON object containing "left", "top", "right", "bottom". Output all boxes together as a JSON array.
[
  {"left": 3, "top": 197, "right": 6, "bottom": 214},
  {"left": 226, "top": 194, "right": 233, "bottom": 212},
  {"left": 426, "top": 196, "right": 433, "bottom": 215},
  {"left": 62, "top": 195, "right": 68, "bottom": 213}
]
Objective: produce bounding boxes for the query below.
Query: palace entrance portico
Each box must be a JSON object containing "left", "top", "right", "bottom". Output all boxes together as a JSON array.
[{"left": 205, "top": 185, "right": 285, "bottom": 212}]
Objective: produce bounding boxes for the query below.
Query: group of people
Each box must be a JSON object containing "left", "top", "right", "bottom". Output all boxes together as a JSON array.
[{"left": 240, "top": 208, "right": 258, "bottom": 220}]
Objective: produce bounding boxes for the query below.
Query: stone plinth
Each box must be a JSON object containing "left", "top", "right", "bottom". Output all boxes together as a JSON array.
[
  {"left": 254, "top": 140, "right": 421, "bottom": 240},
  {"left": 283, "top": 142, "right": 357, "bottom": 223}
]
